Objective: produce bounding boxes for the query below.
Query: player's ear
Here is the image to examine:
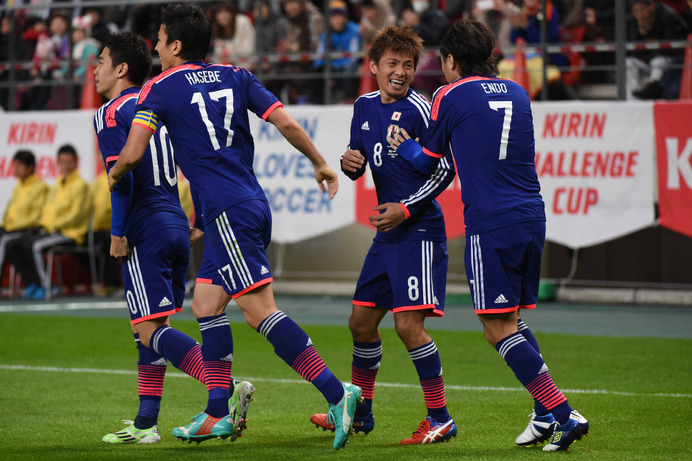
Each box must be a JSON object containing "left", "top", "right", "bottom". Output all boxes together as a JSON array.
[
  {"left": 117, "top": 62, "right": 128, "bottom": 78},
  {"left": 172, "top": 40, "right": 184, "bottom": 57},
  {"left": 368, "top": 58, "right": 377, "bottom": 76}
]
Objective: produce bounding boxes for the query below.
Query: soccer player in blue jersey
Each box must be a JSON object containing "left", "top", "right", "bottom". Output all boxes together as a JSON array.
[
  {"left": 106, "top": 4, "right": 361, "bottom": 450},
  {"left": 388, "top": 19, "right": 590, "bottom": 452},
  {"left": 94, "top": 32, "right": 254, "bottom": 444},
  {"left": 309, "top": 26, "right": 458, "bottom": 445}
]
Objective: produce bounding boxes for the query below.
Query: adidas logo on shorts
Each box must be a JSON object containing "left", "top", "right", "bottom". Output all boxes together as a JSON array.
[
  {"left": 361, "top": 121, "right": 370, "bottom": 130},
  {"left": 260, "top": 266, "right": 269, "bottom": 275},
  {"left": 159, "top": 297, "right": 172, "bottom": 307},
  {"left": 494, "top": 294, "right": 509, "bottom": 304}
]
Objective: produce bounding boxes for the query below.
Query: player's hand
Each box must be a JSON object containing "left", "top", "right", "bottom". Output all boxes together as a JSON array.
[
  {"left": 387, "top": 128, "right": 413, "bottom": 151},
  {"left": 314, "top": 163, "right": 339, "bottom": 199},
  {"left": 190, "top": 227, "right": 204, "bottom": 246},
  {"left": 110, "top": 235, "right": 129, "bottom": 258},
  {"left": 369, "top": 202, "right": 406, "bottom": 232},
  {"left": 107, "top": 169, "right": 121, "bottom": 191},
  {"left": 341, "top": 149, "right": 365, "bottom": 173}
]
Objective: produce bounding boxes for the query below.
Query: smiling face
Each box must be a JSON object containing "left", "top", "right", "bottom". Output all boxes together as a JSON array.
[
  {"left": 155, "top": 24, "right": 180, "bottom": 71},
  {"left": 370, "top": 50, "right": 415, "bottom": 104},
  {"left": 94, "top": 47, "right": 121, "bottom": 100}
]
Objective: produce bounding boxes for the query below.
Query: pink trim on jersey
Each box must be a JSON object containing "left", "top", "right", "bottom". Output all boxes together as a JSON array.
[
  {"left": 423, "top": 146, "right": 444, "bottom": 159},
  {"left": 105, "top": 155, "right": 119, "bottom": 164},
  {"left": 138, "top": 63, "right": 203, "bottom": 104},
  {"left": 393, "top": 304, "right": 444, "bottom": 317},
  {"left": 131, "top": 307, "right": 181, "bottom": 325},
  {"left": 196, "top": 277, "right": 213, "bottom": 284},
  {"left": 431, "top": 75, "right": 494, "bottom": 121},
  {"left": 353, "top": 300, "right": 376, "bottom": 307},
  {"left": 231, "top": 277, "right": 273, "bottom": 299},
  {"left": 261, "top": 101, "right": 283, "bottom": 120},
  {"left": 399, "top": 202, "right": 411, "bottom": 219},
  {"left": 106, "top": 94, "right": 137, "bottom": 128}
]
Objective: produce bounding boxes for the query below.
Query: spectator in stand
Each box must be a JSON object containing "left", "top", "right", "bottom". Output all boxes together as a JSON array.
[
  {"left": 313, "top": 1, "right": 363, "bottom": 103},
  {"left": 28, "top": 11, "right": 69, "bottom": 110},
  {"left": 399, "top": 0, "right": 451, "bottom": 98},
  {"left": 210, "top": 2, "right": 256, "bottom": 67},
  {"left": 472, "top": 0, "right": 519, "bottom": 50},
  {"left": 584, "top": 0, "right": 615, "bottom": 41},
  {"left": 276, "top": 0, "right": 324, "bottom": 103},
  {"left": 626, "top": 0, "right": 688, "bottom": 99},
  {"left": 253, "top": 0, "right": 289, "bottom": 98},
  {"left": 5, "top": 144, "right": 93, "bottom": 300},
  {"left": 91, "top": 170, "right": 123, "bottom": 296},
  {"left": 359, "top": 0, "right": 396, "bottom": 45},
  {"left": 0, "top": 150, "right": 49, "bottom": 281},
  {"left": 67, "top": 15, "right": 101, "bottom": 107},
  {"left": 509, "top": 0, "right": 567, "bottom": 67},
  {"left": 0, "top": 15, "right": 11, "bottom": 110},
  {"left": 83, "top": 7, "right": 118, "bottom": 47}
]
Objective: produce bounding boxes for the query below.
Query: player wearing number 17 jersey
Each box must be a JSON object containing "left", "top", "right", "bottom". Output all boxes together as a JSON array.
[
  {"left": 108, "top": 4, "right": 360, "bottom": 450},
  {"left": 309, "top": 27, "right": 457, "bottom": 445},
  {"left": 94, "top": 32, "right": 209, "bottom": 445},
  {"left": 390, "top": 20, "right": 589, "bottom": 452}
]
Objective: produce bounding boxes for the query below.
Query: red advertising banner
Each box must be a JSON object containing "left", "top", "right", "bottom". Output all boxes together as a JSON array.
[{"left": 654, "top": 101, "right": 692, "bottom": 239}]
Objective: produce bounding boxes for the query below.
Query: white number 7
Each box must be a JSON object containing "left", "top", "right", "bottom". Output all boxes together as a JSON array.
[{"left": 488, "top": 101, "right": 512, "bottom": 160}]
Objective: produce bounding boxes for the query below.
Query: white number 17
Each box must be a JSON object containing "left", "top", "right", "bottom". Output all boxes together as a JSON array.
[{"left": 488, "top": 100, "right": 512, "bottom": 160}]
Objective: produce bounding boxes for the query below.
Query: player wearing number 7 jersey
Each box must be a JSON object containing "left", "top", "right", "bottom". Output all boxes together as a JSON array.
[
  {"left": 107, "top": 3, "right": 361, "bottom": 450},
  {"left": 94, "top": 32, "right": 210, "bottom": 445},
  {"left": 389, "top": 20, "right": 589, "bottom": 452}
]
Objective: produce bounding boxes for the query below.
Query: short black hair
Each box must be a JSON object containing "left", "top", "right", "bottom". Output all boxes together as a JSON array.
[
  {"left": 57, "top": 144, "right": 78, "bottom": 158},
  {"left": 13, "top": 150, "right": 36, "bottom": 168},
  {"left": 105, "top": 32, "right": 152, "bottom": 86},
  {"left": 161, "top": 3, "right": 211, "bottom": 62},
  {"left": 440, "top": 19, "right": 498, "bottom": 78}
]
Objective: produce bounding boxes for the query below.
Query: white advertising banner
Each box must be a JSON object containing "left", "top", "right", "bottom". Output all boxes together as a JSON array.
[
  {"left": 250, "top": 105, "right": 355, "bottom": 243},
  {"left": 0, "top": 110, "right": 97, "bottom": 218},
  {"left": 533, "top": 101, "right": 655, "bottom": 248}
]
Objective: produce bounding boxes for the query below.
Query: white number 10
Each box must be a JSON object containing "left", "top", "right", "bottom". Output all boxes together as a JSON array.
[{"left": 488, "top": 101, "right": 512, "bottom": 160}]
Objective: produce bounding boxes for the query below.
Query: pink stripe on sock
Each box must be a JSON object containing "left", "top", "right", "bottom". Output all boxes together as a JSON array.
[
  {"left": 526, "top": 373, "right": 567, "bottom": 410},
  {"left": 179, "top": 344, "right": 205, "bottom": 384},
  {"left": 138, "top": 364, "right": 166, "bottom": 397},
  {"left": 352, "top": 365, "right": 378, "bottom": 400},
  {"left": 421, "top": 376, "right": 447, "bottom": 409},
  {"left": 204, "top": 360, "right": 232, "bottom": 391},
  {"left": 292, "top": 346, "right": 327, "bottom": 382}
]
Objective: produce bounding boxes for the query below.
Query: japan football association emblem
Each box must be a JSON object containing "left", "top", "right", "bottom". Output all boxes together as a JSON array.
[
  {"left": 386, "top": 124, "right": 400, "bottom": 148},
  {"left": 391, "top": 111, "right": 402, "bottom": 121}
]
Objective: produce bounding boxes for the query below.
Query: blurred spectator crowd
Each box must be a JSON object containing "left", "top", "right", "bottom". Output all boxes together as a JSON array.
[{"left": 0, "top": 0, "right": 691, "bottom": 109}]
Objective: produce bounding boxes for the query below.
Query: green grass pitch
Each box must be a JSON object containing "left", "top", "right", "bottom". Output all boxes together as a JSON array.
[{"left": 1, "top": 313, "right": 691, "bottom": 460}]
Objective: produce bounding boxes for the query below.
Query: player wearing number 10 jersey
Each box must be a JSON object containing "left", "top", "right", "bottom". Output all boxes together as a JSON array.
[
  {"left": 94, "top": 32, "right": 207, "bottom": 445},
  {"left": 391, "top": 20, "right": 589, "bottom": 452},
  {"left": 108, "top": 4, "right": 361, "bottom": 450}
]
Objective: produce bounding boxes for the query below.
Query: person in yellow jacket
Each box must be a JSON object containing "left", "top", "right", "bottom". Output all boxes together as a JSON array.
[
  {"left": 91, "top": 170, "right": 123, "bottom": 294},
  {"left": 6, "top": 144, "right": 93, "bottom": 299},
  {"left": 0, "top": 150, "right": 49, "bottom": 274}
]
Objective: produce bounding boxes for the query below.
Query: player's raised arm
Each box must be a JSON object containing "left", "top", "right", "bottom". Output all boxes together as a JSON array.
[
  {"left": 266, "top": 106, "right": 338, "bottom": 199},
  {"left": 107, "top": 122, "right": 155, "bottom": 191}
]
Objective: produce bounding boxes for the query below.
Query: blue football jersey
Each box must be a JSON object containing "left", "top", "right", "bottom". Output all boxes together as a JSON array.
[
  {"left": 347, "top": 88, "right": 455, "bottom": 242},
  {"left": 423, "top": 76, "right": 545, "bottom": 234},
  {"left": 94, "top": 86, "right": 188, "bottom": 245},
  {"left": 135, "top": 62, "right": 282, "bottom": 226}
]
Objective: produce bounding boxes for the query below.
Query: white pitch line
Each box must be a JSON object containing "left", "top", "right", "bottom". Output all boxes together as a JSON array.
[{"left": 1, "top": 364, "right": 690, "bottom": 399}]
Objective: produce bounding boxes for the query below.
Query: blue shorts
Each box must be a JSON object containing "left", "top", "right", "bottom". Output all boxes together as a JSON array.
[
  {"left": 196, "top": 199, "right": 273, "bottom": 298},
  {"left": 353, "top": 240, "right": 447, "bottom": 317},
  {"left": 123, "top": 227, "right": 189, "bottom": 324},
  {"left": 465, "top": 220, "right": 545, "bottom": 314}
]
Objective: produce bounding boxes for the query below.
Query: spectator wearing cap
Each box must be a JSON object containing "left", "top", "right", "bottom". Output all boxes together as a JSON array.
[
  {"left": 626, "top": 0, "right": 688, "bottom": 99},
  {"left": 0, "top": 150, "right": 49, "bottom": 282},
  {"left": 313, "top": 0, "right": 363, "bottom": 102}
]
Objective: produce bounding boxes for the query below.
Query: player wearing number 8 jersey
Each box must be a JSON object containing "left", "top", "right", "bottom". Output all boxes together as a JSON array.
[
  {"left": 309, "top": 26, "right": 457, "bottom": 445},
  {"left": 108, "top": 3, "right": 361, "bottom": 450},
  {"left": 389, "top": 20, "right": 589, "bottom": 452},
  {"left": 94, "top": 32, "right": 208, "bottom": 445}
]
